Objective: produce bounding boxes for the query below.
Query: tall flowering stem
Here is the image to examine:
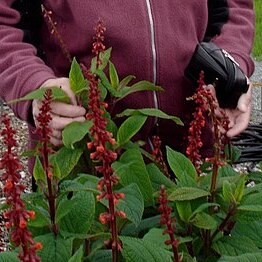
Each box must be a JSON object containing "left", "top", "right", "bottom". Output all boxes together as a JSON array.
[
  {"left": 35, "top": 89, "right": 58, "bottom": 235},
  {"left": 158, "top": 185, "right": 181, "bottom": 262},
  {"left": 186, "top": 72, "right": 206, "bottom": 174},
  {"left": 151, "top": 135, "right": 169, "bottom": 177},
  {"left": 42, "top": 5, "right": 72, "bottom": 63},
  {"left": 0, "top": 114, "right": 42, "bottom": 261},
  {"left": 82, "top": 21, "right": 126, "bottom": 262}
]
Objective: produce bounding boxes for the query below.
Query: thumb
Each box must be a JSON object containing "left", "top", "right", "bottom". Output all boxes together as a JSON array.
[{"left": 237, "top": 84, "right": 252, "bottom": 112}]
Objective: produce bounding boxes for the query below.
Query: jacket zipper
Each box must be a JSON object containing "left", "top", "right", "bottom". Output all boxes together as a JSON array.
[{"left": 145, "top": 0, "right": 159, "bottom": 119}]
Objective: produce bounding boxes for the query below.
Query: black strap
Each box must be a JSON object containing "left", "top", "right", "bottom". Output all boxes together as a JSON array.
[{"left": 204, "top": 0, "right": 229, "bottom": 42}]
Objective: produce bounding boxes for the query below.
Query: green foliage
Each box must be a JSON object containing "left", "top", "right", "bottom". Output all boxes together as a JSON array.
[{"left": 3, "top": 33, "right": 262, "bottom": 262}]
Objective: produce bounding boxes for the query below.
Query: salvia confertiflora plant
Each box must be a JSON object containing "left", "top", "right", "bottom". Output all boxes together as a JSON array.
[{"left": 1, "top": 8, "right": 262, "bottom": 262}]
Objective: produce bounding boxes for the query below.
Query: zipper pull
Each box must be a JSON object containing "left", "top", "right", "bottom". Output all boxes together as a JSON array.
[{"left": 222, "top": 49, "right": 240, "bottom": 66}]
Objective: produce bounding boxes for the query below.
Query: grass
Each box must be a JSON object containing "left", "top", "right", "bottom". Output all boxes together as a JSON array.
[{"left": 253, "top": 0, "right": 262, "bottom": 60}]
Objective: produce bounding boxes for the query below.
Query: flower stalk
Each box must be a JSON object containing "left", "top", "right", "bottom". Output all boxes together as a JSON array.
[
  {"left": 158, "top": 185, "right": 181, "bottom": 262},
  {"left": 0, "top": 114, "right": 42, "bottom": 261},
  {"left": 35, "top": 89, "right": 58, "bottom": 235}
]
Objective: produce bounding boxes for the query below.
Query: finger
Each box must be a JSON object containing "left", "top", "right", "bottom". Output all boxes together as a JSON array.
[
  {"left": 237, "top": 84, "right": 252, "bottom": 112},
  {"left": 50, "top": 136, "right": 63, "bottom": 147},
  {"left": 50, "top": 115, "right": 86, "bottom": 130},
  {"left": 51, "top": 102, "right": 86, "bottom": 118},
  {"left": 51, "top": 129, "right": 62, "bottom": 140},
  {"left": 226, "top": 106, "right": 251, "bottom": 137}
]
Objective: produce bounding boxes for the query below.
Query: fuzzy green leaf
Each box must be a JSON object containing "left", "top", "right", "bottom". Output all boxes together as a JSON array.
[
  {"left": 87, "top": 250, "right": 112, "bottom": 262},
  {"left": 55, "top": 197, "right": 79, "bottom": 223},
  {"left": 50, "top": 147, "right": 83, "bottom": 180},
  {"left": 166, "top": 147, "right": 197, "bottom": 181},
  {"left": 190, "top": 212, "right": 217, "bottom": 229},
  {"left": 146, "top": 163, "right": 176, "bottom": 191},
  {"left": 59, "top": 180, "right": 99, "bottom": 194},
  {"left": 176, "top": 201, "right": 192, "bottom": 223},
  {"left": 212, "top": 236, "right": 259, "bottom": 256},
  {"left": 109, "top": 61, "right": 119, "bottom": 89},
  {"left": 58, "top": 191, "right": 95, "bottom": 238},
  {"left": 238, "top": 205, "right": 262, "bottom": 212},
  {"left": 0, "top": 252, "right": 19, "bottom": 262},
  {"left": 62, "top": 120, "right": 92, "bottom": 149},
  {"left": 222, "top": 180, "right": 235, "bottom": 203},
  {"left": 26, "top": 203, "right": 50, "bottom": 228},
  {"left": 233, "top": 221, "right": 262, "bottom": 248},
  {"left": 69, "top": 57, "right": 88, "bottom": 94},
  {"left": 219, "top": 253, "right": 262, "bottom": 262},
  {"left": 117, "top": 115, "right": 147, "bottom": 146},
  {"left": 118, "top": 81, "right": 163, "bottom": 99},
  {"left": 234, "top": 175, "right": 246, "bottom": 203},
  {"left": 35, "top": 234, "right": 73, "bottom": 262},
  {"left": 112, "top": 148, "right": 154, "bottom": 206},
  {"left": 33, "top": 156, "right": 46, "bottom": 183},
  {"left": 68, "top": 245, "right": 84, "bottom": 262},
  {"left": 118, "top": 75, "right": 136, "bottom": 90},
  {"left": 117, "top": 108, "right": 183, "bottom": 125},
  {"left": 9, "top": 87, "right": 70, "bottom": 104},
  {"left": 168, "top": 187, "right": 210, "bottom": 201},
  {"left": 121, "top": 236, "right": 173, "bottom": 262},
  {"left": 116, "top": 183, "right": 144, "bottom": 226}
]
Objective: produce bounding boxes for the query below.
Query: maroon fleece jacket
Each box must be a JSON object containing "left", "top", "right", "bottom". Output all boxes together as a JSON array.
[{"left": 0, "top": 0, "right": 255, "bottom": 170}]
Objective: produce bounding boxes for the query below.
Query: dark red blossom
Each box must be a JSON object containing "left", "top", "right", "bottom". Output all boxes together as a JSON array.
[
  {"left": 151, "top": 135, "right": 169, "bottom": 177},
  {"left": 81, "top": 21, "right": 125, "bottom": 262},
  {"left": 0, "top": 114, "right": 41, "bottom": 261},
  {"left": 35, "top": 89, "right": 58, "bottom": 234},
  {"left": 158, "top": 185, "right": 181, "bottom": 262},
  {"left": 42, "top": 5, "right": 72, "bottom": 63},
  {"left": 186, "top": 71, "right": 207, "bottom": 173}
]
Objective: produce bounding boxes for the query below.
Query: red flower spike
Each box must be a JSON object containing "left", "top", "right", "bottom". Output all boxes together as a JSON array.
[
  {"left": 0, "top": 114, "right": 41, "bottom": 261},
  {"left": 81, "top": 21, "right": 124, "bottom": 262},
  {"left": 151, "top": 136, "right": 169, "bottom": 177},
  {"left": 158, "top": 185, "right": 181, "bottom": 262}
]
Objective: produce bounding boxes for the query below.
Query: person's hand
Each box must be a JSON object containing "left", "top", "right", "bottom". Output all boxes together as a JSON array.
[
  {"left": 32, "top": 77, "right": 86, "bottom": 146},
  {"left": 206, "top": 81, "right": 252, "bottom": 137}
]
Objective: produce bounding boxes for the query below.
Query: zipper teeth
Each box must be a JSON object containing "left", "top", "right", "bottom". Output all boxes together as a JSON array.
[{"left": 145, "top": 0, "right": 159, "bottom": 112}]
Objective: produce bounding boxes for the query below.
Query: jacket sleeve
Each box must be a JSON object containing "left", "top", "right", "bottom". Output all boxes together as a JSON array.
[
  {"left": 212, "top": 0, "right": 255, "bottom": 77},
  {"left": 0, "top": 0, "right": 55, "bottom": 123}
]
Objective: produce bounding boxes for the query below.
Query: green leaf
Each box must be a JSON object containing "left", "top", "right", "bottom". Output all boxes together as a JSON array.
[
  {"left": 50, "top": 147, "right": 83, "bottom": 180},
  {"left": 222, "top": 180, "right": 235, "bottom": 203},
  {"left": 87, "top": 250, "right": 112, "bottom": 262},
  {"left": 68, "top": 245, "right": 84, "bottom": 262},
  {"left": 219, "top": 253, "right": 262, "bottom": 262},
  {"left": 8, "top": 87, "right": 70, "bottom": 104},
  {"left": 69, "top": 57, "right": 88, "bottom": 94},
  {"left": 52, "top": 158, "right": 61, "bottom": 180},
  {"left": 234, "top": 175, "right": 246, "bottom": 203},
  {"left": 99, "top": 47, "right": 112, "bottom": 70},
  {"left": 121, "top": 236, "right": 173, "bottom": 262},
  {"left": 233, "top": 220, "right": 262, "bottom": 248},
  {"left": 58, "top": 191, "right": 95, "bottom": 237},
  {"left": 168, "top": 187, "right": 210, "bottom": 201},
  {"left": 117, "top": 115, "right": 147, "bottom": 146},
  {"left": 190, "top": 203, "right": 220, "bottom": 217},
  {"left": 62, "top": 120, "right": 92, "bottom": 149},
  {"left": 0, "top": 252, "right": 19, "bottom": 262},
  {"left": 26, "top": 203, "right": 50, "bottom": 228},
  {"left": 190, "top": 212, "right": 217, "bottom": 229},
  {"left": 55, "top": 196, "right": 79, "bottom": 223},
  {"left": 59, "top": 180, "right": 99, "bottom": 194},
  {"left": 109, "top": 61, "right": 119, "bottom": 89},
  {"left": 118, "top": 75, "right": 136, "bottom": 90},
  {"left": 112, "top": 148, "right": 154, "bottom": 206},
  {"left": 166, "top": 147, "right": 197, "bottom": 181},
  {"left": 96, "top": 69, "right": 118, "bottom": 97},
  {"left": 146, "top": 163, "right": 176, "bottom": 191},
  {"left": 116, "top": 183, "right": 144, "bottom": 226},
  {"left": 118, "top": 81, "right": 164, "bottom": 100},
  {"left": 33, "top": 156, "right": 46, "bottom": 183},
  {"left": 117, "top": 108, "right": 183, "bottom": 126},
  {"left": 35, "top": 233, "right": 73, "bottom": 262},
  {"left": 238, "top": 205, "right": 262, "bottom": 212},
  {"left": 176, "top": 201, "right": 192, "bottom": 223},
  {"left": 143, "top": 228, "right": 192, "bottom": 249},
  {"left": 121, "top": 214, "right": 161, "bottom": 236},
  {"left": 212, "top": 235, "right": 259, "bottom": 256}
]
